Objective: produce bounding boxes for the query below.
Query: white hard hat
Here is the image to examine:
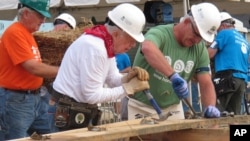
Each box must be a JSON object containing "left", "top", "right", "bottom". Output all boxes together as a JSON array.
[
  {"left": 54, "top": 13, "right": 76, "bottom": 29},
  {"left": 108, "top": 3, "right": 146, "bottom": 42},
  {"left": 234, "top": 18, "right": 248, "bottom": 33},
  {"left": 191, "top": 3, "right": 221, "bottom": 42},
  {"left": 220, "top": 12, "right": 235, "bottom": 25},
  {"left": 220, "top": 12, "right": 233, "bottom": 22}
]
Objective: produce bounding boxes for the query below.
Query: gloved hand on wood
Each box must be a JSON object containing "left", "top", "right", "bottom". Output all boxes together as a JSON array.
[
  {"left": 204, "top": 105, "right": 220, "bottom": 118},
  {"left": 122, "top": 66, "right": 149, "bottom": 83},
  {"left": 169, "top": 72, "right": 189, "bottom": 99},
  {"left": 123, "top": 77, "right": 150, "bottom": 95}
]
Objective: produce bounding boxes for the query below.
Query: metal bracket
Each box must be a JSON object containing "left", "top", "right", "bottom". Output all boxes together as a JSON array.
[{"left": 140, "top": 118, "right": 159, "bottom": 125}]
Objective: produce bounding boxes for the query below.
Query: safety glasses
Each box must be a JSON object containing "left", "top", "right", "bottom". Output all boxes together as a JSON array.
[{"left": 190, "top": 21, "right": 202, "bottom": 39}]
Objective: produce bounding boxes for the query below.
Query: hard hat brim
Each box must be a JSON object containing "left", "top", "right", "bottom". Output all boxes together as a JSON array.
[
  {"left": 132, "top": 33, "right": 145, "bottom": 43},
  {"left": 36, "top": 10, "right": 51, "bottom": 18}
]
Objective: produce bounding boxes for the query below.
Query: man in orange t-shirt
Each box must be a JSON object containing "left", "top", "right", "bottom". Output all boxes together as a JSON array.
[{"left": 0, "top": 0, "right": 58, "bottom": 140}]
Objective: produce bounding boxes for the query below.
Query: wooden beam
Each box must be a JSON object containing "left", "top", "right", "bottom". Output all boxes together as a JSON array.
[
  {"left": 15, "top": 115, "right": 250, "bottom": 141},
  {"left": 130, "top": 128, "right": 229, "bottom": 141},
  {"left": 162, "top": 128, "right": 229, "bottom": 141}
]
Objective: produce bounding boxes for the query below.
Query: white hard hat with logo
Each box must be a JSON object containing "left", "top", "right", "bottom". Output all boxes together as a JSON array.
[
  {"left": 220, "top": 12, "right": 233, "bottom": 22},
  {"left": 54, "top": 13, "right": 76, "bottom": 29},
  {"left": 108, "top": 3, "right": 146, "bottom": 42},
  {"left": 191, "top": 3, "right": 221, "bottom": 42}
]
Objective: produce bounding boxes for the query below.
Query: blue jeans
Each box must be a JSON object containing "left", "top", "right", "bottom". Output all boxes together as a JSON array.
[
  {"left": 48, "top": 104, "right": 58, "bottom": 133},
  {"left": 0, "top": 88, "right": 7, "bottom": 141},
  {"left": 40, "top": 86, "right": 58, "bottom": 133},
  {"left": 5, "top": 90, "right": 51, "bottom": 140}
]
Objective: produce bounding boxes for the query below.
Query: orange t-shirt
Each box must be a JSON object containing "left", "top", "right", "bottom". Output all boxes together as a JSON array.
[{"left": 0, "top": 22, "right": 43, "bottom": 90}]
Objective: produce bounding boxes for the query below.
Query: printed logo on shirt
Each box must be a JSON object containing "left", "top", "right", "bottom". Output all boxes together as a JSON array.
[
  {"left": 31, "top": 46, "right": 41, "bottom": 61},
  {"left": 173, "top": 60, "right": 185, "bottom": 73},
  {"left": 152, "top": 56, "right": 194, "bottom": 82},
  {"left": 241, "top": 43, "right": 247, "bottom": 54},
  {"left": 185, "top": 61, "right": 194, "bottom": 73},
  {"left": 165, "top": 56, "right": 194, "bottom": 74},
  {"left": 165, "top": 56, "right": 172, "bottom": 65}
]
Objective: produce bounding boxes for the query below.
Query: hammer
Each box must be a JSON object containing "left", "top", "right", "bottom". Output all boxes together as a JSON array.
[{"left": 143, "top": 89, "right": 171, "bottom": 121}]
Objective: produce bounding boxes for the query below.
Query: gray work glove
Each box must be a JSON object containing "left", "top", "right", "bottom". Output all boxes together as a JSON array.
[
  {"left": 123, "top": 77, "right": 150, "bottom": 95},
  {"left": 122, "top": 66, "right": 149, "bottom": 83}
]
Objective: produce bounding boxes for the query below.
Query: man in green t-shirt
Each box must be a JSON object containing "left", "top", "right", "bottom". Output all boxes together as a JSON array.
[{"left": 127, "top": 2, "right": 222, "bottom": 120}]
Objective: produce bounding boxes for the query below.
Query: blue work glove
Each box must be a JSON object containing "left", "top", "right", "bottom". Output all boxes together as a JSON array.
[
  {"left": 169, "top": 72, "right": 189, "bottom": 99},
  {"left": 204, "top": 105, "right": 220, "bottom": 118}
]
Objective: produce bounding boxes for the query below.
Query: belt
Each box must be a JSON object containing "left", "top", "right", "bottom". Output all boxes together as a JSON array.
[
  {"left": 51, "top": 89, "right": 76, "bottom": 102},
  {"left": 4, "top": 88, "right": 40, "bottom": 94},
  {"left": 230, "top": 69, "right": 247, "bottom": 74},
  {"left": 51, "top": 89, "right": 97, "bottom": 108},
  {"left": 217, "top": 69, "right": 247, "bottom": 74}
]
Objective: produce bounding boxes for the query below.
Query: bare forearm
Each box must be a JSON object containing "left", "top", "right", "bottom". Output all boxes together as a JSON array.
[
  {"left": 199, "top": 81, "right": 217, "bottom": 107},
  {"left": 36, "top": 63, "right": 59, "bottom": 78},
  {"left": 141, "top": 41, "right": 174, "bottom": 77},
  {"left": 22, "top": 60, "right": 59, "bottom": 78}
]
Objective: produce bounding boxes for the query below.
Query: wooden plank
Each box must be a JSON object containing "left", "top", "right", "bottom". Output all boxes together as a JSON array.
[
  {"left": 14, "top": 115, "right": 250, "bottom": 141},
  {"left": 130, "top": 128, "right": 229, "bottom": 141},
  {"left": 162, "top": 128, "right": 229, "bottom": 141}
]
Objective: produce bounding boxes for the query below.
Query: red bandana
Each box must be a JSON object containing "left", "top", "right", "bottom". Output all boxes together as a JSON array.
[{"left": 84, "top": 25, "right": 114, "bottom": 58}]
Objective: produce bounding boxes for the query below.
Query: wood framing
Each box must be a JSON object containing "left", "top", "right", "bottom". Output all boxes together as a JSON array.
[{"left": 15, "top": 115, "right": 250, "bottom": 141}]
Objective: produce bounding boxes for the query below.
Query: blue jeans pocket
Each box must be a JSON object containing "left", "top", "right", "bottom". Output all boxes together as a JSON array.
[{"left": 0, "top": 88, "right": 7, "bottom": 132}]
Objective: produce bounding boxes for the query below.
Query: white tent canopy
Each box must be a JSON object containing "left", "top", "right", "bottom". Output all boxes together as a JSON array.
[
  {"left": 0, "top": 0, "right": 62, "bottom": 10},
  {"left": 0, "top": 0, "right": 142, "bottom": 10}
]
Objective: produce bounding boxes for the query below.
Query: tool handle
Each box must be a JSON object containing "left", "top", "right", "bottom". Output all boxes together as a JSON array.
[
  {"left": 143, "top": 89, "right": 162, "bottom": 115},
  {"left": 183, "top": 98, "right": 196, "bottom": 115}
]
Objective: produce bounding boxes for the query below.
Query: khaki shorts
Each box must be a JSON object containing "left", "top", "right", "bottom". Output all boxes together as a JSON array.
[{"left": 128, "top": 98, "right": 184, "bottom": 120}]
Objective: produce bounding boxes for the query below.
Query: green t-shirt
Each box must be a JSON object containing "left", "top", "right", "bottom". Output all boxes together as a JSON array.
[{"left": 133, "top": 24, "right": 210, "bottom": 108}]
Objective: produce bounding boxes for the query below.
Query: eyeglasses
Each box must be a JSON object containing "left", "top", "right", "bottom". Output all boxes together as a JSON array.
[{"left": 190, "top": 21, "right": 202, "bottom": 39}]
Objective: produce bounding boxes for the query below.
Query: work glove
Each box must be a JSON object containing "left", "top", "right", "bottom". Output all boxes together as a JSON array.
[
  {"left": 122, "top": 66, "right": 149, "bottom": 83},
  {"left": 169, "top": 72, "right": 189, "bottom": 99},
  {"left": 123, "top": 77, "right": 150, "bottom": 95},
  {"left": 204, "top": 105, "right": 220, "bottom": 118}
]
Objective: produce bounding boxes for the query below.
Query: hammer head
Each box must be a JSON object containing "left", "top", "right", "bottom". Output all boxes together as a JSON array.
[
  {"left": 153, "top": 111, "right": 180, "bottom": 121},
  {"left": 221, "top": 111, "right": 234, "bottom": 117}
]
